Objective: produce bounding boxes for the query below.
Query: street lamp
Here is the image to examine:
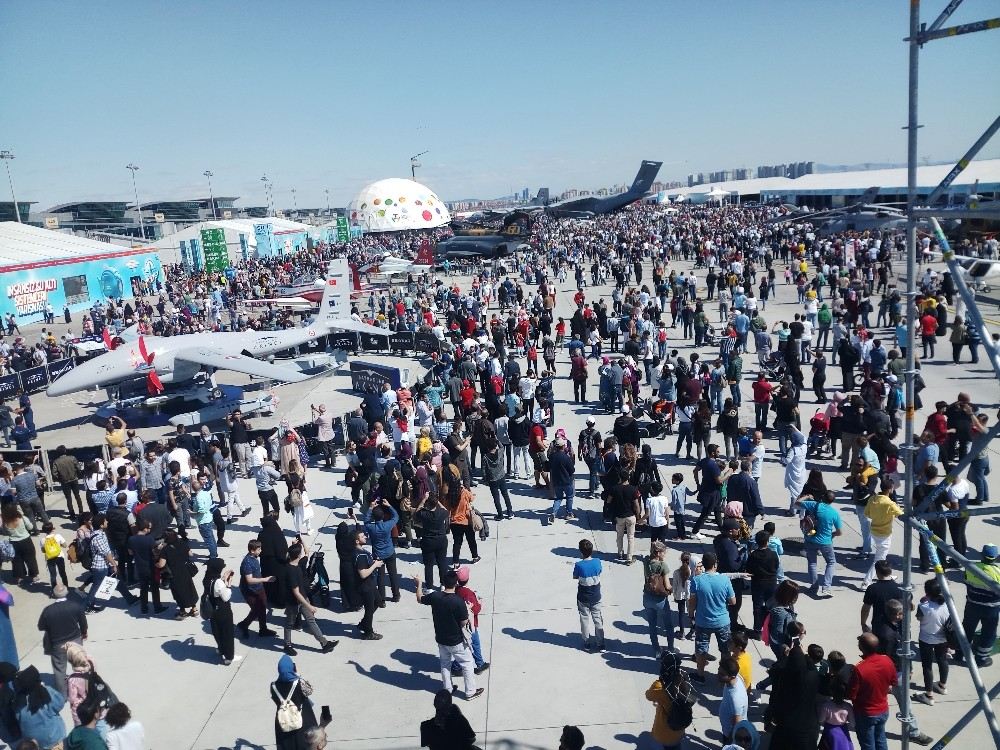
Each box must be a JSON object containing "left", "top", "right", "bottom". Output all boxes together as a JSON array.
[
  {"left": 0, "top": 150, "right": 21, "bottom": 223},
  {"left": 126, "top": 163, "right": 145, "bottom": 240},
  {"left": 291, "top": 187, "right": 297, "bottom": 213},
  {"left": 324, "top": 189, "right": 330, "bottom": 216},
  {"left": 203, "top": 170, "right": 217, "bottom": 219},
  {"left": 410, "top": 150, "right": 429, "bottom": 180},
  {"left": 260, "top": 175, "right": 272, "bottom": 217}
]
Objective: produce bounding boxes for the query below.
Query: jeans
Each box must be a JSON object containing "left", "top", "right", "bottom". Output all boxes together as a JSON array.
[
  {"left": 854, "top": 505, "right": 873, "bottom": 554},
  {"left": 577, "top": 600, "right": 605, "bottom": 647},
  {"left": 439, "top": 642, "right": 477, "bottom": 695},
  {"left": 775, "top": 421, "right": 793, "bottom": 458},
  {"left": 675, "top": 421, "right": 693, "bottom": 456},
  {"left": 754, "top": 402, "right": 769, "bottom": 430},
  {"left": 198, "top": 522, "right": 218, "bottom": 559},
  {"left": 551, "top": 483, "right": 575, "bottom": 518},
  {"left": 710, "top": 386, "right": 723, "bottom": 414},
  {"left": 85, "top": 568, "right": 135, "bottom": 609},
  {"left": 863, "top": 534, "right": 892, "bottom": 586},
  {"left": 969, "top": 455, "right": 990, "bottom": 502},
  {"left": 488, "top": 477, "right": 513, "bottom": 516},
  {"left": 805, "top": 543, "right": 836, "bottom": 589},
  {"left": 613, "top": 385, "right": 624, "bottom": 413},
  {"left": 585, "top": 457, "right": 599, "bottom": 494},
  {"left": 918, "top": 640, "right": 949, "bottom": 692},
  {"left": 512, "top": 445, "right": 531, "bottom": 478},
  {"left": 750, "top": 580, "right": 777, "bottom": 632},
  {"left": 730, "top": 382, "right": 741, "bottom": 407},
  {"left": 855, "top": 710, "right": 889, "bottom": 750},
  {"left": 643, "top": 593, "right": 674, "bottom": 651},
  {"left": 963, "top": 601, "right": 1000, "bottom": 661},
  {"left": 615, "top": 516, "right": 636, "bottom": 561}
]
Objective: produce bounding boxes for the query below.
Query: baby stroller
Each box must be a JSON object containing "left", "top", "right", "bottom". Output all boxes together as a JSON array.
[
  {"left": 646, "top": 398, "right": 676, "bottom": 436},
  {"left": 806, "top": 410, "right": 832, "bottom": 458},
  {"left": 305, "top": 543, "right": 331, "bottom": 608},
  {"left": 703, "top": 324, "right": 721, "bottom": 348},
  {"left": 761, "top": 350, "right": 786, "bottom": 381}
]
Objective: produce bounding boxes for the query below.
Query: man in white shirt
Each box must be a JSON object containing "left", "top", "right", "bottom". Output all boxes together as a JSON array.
[
  {"left": 645, "top": 493, "right": 671, "bottom": 549},
  {"left": 167, "top": 442, "right": 191, "bottom": 478}
]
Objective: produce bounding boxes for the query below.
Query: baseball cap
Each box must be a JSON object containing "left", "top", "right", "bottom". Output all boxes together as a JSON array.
[
  {"left": 456, "top": 565, "right": 471, "bottom": 584},
  {"left": 983, "top": 544, "right": 999, "bottom": 560},
  {"left": 586, "top": 416, "right": 596, "bottom": 425}
]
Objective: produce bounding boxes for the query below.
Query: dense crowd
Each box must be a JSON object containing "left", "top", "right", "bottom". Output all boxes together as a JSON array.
[{"left": 0, "top": 202, "right": 997, "bottom": 750}]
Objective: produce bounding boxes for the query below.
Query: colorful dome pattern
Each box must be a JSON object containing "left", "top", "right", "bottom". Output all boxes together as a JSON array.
[{"left": 349, "top": 177, "right": 451, "bottom": 232}]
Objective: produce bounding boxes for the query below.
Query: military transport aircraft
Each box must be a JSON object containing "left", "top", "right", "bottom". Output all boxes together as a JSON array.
[{"left": 47, "top": 258, "right": 387, "bottom": 397}]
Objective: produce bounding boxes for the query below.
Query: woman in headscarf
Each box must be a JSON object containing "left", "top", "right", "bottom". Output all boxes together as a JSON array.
[
  {"left": 275, "top": 420, "right": 301, "bottom": 477},
  {"left": 271, "top": 654, "right": 317, "bottom": 750},
  {"left": 203, "top": 557, "right": 237, "bottom": 665},
  {"left": 159, "top": 528, "right": 198, "bottom": 619},
  {"left": 258, "top": 513, "right": 289, "bottom": 605},
  {"left": 13, "top": 665, "right": 66, "bottom": 750},
  {"left": 783, "top": 427, "right": 808, "bottom": 516}
]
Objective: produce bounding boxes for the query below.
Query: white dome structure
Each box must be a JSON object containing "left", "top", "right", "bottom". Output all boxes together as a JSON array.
[{"left": 348, "top": 178, "right": 451, "bottom": 232}]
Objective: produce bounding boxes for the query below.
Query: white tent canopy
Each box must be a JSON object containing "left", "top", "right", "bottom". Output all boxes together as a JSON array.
[{"left": 348, "top": 178, "right": 451, "bottom": 232}]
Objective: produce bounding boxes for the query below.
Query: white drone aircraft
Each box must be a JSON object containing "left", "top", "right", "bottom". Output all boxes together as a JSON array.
[{"left": 47, "top": 258, "right": 385, "bottom": 397}]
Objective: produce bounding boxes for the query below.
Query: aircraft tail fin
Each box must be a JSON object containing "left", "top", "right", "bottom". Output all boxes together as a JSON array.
[
  {"left": 315, "top": 258, "right": 352, "bottom": 330},
  {"left": 859, "top": 186, "right": 879, "bottom": 205},
  {"left": 415, "top": 239, "right": 433, "bottom": 266},
  {"left": 629, "top": 160, "right": 663, "bottom": 195}
]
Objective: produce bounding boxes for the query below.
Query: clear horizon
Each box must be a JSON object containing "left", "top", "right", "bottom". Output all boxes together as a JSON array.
[{"left": 3, "top": 1, "right": 999, "bottom": 210}]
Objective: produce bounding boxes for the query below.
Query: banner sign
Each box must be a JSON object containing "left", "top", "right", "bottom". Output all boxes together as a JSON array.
[
  {"left": 336, "top": 217, "right": 350, "bottom": 243},
  {"left": 19, "top": 365, "right": 48, "bottom": 393},
  {"left": 328, "top": 332, "right": 359, "bottom": 351},
  {"left": 201, "top": 228, "right": 230, "bottom": 273},
  {"left": 0, "top": 374, "right": 18, "bottom": 400},
  {"left": 46, "top": 358, "right": 74, "bottom": 383},
  {"left": 254, "top": 222, "right": 275, "bottom": 257},
  {"left": 389, "top": 332, "right": 414, "bottom": 352},
  {"left": 414, "top": 331, "right": 442, "bottom": 354},
  {"left": 360, "top": 332, "right": 389, "bottom": 351},
  {"left": 349, "top": 360, "right": 402, "bottom": 393}
]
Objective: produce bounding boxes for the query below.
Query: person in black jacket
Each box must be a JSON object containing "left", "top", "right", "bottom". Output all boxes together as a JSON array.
[
  {"left": 36, "top": 584, "right": 87, "bottom": 696},
  {"left": 420, "top": 688, "right": 477, "bottom": 750},
  {"left": 746, "top": 529, "right": 779, "bottom": 637},
  {"left": 105, "top": 494, "right": 133, "bottom": 586},
  {"left": 258, "top": 514, "right": 289, "bottom": 605},
  {"left": 713, "top": 520, "right": 746, "bottom": 629},
  {"left": 413, "top": 495, "right": 450, "bottom": 587},
  {"left": 612, "top": 409, "right": 641, "bottom": 449}
]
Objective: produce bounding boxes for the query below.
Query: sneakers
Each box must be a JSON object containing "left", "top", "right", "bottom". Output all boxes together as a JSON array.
[
  {"left": 909, "top": 731, "right": 933, "bottom": 746},
  {"left": 217, "top": 540, "right": 230, "bottom": 548},
  {"left": 260, "top": 629, "right": 278, "bottom": 637},
  {"left": 474, "top": 662, "right": 490, "bottom": 675},
  {"left": 912, "top": 693, "right": 934, "bottom": 706},
  {"left": 566, "top": 513, "right": 578, "bottom": 521},
  {"left": 238, "top": 624, "right": 250, "bottom": 639},
  {"left": 361, "top": 632, "right": 383, "bottom": 641},
  {"left": 466, "top": 688, "right": 485, "bottom": 701},
  {"left": 321, "top": 641, "right": 339, "bottom": 653},
  {"left": 283, "top": 646, "right": 297, "bottom": 656},
  {"left": 818, "top": 587, "right": 833, "bottom": 598}
]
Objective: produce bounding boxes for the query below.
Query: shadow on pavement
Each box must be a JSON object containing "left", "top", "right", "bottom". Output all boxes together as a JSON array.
[
  {"left": 347, "top": 658, "right": 440, "bottom": 692},
  {"left": 161, "top": 636, "right": 221, "bottom": 663}
]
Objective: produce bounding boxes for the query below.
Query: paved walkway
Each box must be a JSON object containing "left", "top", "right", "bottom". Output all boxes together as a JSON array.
[{"left": 7, "top": 254, "right": 1000, "bottom": 749}]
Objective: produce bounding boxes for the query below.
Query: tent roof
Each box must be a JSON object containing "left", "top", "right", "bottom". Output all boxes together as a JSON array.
[{"left": 0, "top": 221, "right": 147, "bottom": 271}]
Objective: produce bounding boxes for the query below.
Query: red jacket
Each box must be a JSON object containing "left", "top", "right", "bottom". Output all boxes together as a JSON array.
[
  {"left": 848, "top": 653, "right": 896, "bottom": 717},
  {"left": 457, "top": 585, "right": 481, "bottom": 629}
]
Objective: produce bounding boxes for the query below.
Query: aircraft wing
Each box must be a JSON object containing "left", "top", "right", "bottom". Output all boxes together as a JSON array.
[{"left": 174, "top": 347, "right": 309, "bottom": 383}]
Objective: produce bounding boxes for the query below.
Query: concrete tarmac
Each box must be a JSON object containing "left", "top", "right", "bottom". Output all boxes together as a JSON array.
[{"left": 6, "top": 254, "right": 1000, "bottom": 749}]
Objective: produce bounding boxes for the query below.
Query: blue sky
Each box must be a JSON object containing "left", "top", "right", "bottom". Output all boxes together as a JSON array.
[{"left": 3, "top": 1, "right": 999, "bottom": 210}]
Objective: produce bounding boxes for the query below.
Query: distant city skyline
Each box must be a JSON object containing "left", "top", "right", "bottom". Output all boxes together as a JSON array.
[{"left": 3, "top": 1, "right": 998, "bottom": 211}]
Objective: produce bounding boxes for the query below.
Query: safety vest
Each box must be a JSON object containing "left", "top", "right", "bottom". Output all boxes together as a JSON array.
[{"left": 965, "top": 561, "right": 1000, "bottom": 607}]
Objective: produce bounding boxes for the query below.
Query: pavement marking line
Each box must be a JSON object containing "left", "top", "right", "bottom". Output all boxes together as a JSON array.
[{"left": 483, "top": 497, "right": 501, "bottom": 746}]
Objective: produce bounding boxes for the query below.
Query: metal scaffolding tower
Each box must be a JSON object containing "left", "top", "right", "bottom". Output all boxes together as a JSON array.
[{"left": 901, "top": 2, "right": 1000, "bottom": 749}]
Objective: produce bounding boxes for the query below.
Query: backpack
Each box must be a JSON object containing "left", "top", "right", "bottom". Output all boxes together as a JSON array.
[
  {"left": 645, "top": 563, "right": 671, "bottom": 597},
  {"left": 224, "top": 460, "right": 237, "bottom": 483},
  {"left": 43, "top": 535, "right": 61, "bottom": 561},
  {"left": 800, "top": 504, "right": 817, "bottom": 536},
  {"left": 272, "top": 680, "right": 303, "bottom": 732},
  {"left": 666, "top": 691, "right": 694, "bottom": 731},
  {"left": 199, "top": 585, "right": 217, "bottom": 620},
  {"left": 70, "top": 536, "right": 94, "bottom": 570},
  {"left": 286, "top": 488, "right": 303, "bottom": 509},
  {"left": 579, "top": 428, "right": 600, "bottom": 461},
  {"left": 73, "top": 670, "right": 118, "bottom": 719}
]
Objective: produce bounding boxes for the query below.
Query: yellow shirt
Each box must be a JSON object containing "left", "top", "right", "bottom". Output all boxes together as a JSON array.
[
  {"left": 865, "top": 494, "right": 902, "bottom": 537},
  {"left": 416, "top": 435, "right": 432, "bottom": 459},
  {"left": 736, "top": 650, "right": 752, "bottom": 690},
  {"left": 645, "top": 680, "right": 685, "bottom": 745}
]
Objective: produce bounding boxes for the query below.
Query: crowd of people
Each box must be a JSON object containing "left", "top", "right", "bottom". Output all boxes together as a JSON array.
[{"left": 0, "top": 201, "right": 997, "bottom": 750}]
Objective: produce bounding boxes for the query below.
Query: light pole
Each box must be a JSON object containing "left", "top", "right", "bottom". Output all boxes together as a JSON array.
[
  {"left": 126, "top": 163, "right": 145, "bottom": 240},
  {"left": 0, "top": 150, "right": 21, "bottom": 223},
  {"left": 324, "top": 189, "right": 330, "bottom": 217},
  {"left": 410, "top": 150, "right": 429, "bottom": 180},
  {"left": 203, "top": 170, "right": 217, "bottom": 219},
  {"left": 291, "top": 187, "right": 297, "bottom": 213},
  {"left": 260, "top": 175, "right": 272, "bottom": 217}
]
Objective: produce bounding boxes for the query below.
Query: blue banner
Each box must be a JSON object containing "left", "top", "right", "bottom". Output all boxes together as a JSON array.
[
  {"left": 349, "top": 360, "right": 402, "bottom": 393},
  {"left": 0, "top": 374, "right": 18, "bottom": 401},
  {"left": 254, "top": 222, "right": 275, "bottom": 257},
  {"left": 47, "top": 358, "right": 74, "bottom": 383},
  {"left": 19, "top": 365, "right": 48, "bottom": 393}
]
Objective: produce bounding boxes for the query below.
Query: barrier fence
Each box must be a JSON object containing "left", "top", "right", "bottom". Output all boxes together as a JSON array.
[{"left": 0, "top": 358, "right": 75, "bottom": 398}]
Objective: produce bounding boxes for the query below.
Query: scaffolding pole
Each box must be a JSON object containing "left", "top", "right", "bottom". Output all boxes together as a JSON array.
[
  {"left": 903, "top": 518, "right": 1000, "bottom": 746},
  {"left": 912, "top": 423, "right": 1000, "bottom": 514},
  {"left": 913, "top": 505, "right": 1000, "bottom": 521},
  {"left": 903, "top": 1, "right": 1000, "bottom": 747}
]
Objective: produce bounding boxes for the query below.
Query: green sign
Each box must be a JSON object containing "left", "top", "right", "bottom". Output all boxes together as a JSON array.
[
  {"left": 336, "top": 216, "right": 349, "bottom": 243},
  {"left": 200, "top": 228, "right": 230, "bottom": 273}
]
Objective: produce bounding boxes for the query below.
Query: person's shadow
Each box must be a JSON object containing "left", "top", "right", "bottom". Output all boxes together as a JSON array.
[
  {"left": 346, "top": 658, "right": 440, "bottom": 692},
  {"left": 161, "top": 636, "right": 222, "bottom": 663}
]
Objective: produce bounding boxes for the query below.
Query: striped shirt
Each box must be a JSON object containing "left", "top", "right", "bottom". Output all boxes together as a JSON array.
[{"left": 573, "top": 557, "right": 602, "bottom": 605}]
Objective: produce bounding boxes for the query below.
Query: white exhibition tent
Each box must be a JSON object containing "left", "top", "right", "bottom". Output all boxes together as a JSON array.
[
  {"left": 0, "top": 221, "right": 132, "bottom": 270},
  {"left": 348, "top": 177, "right": 451, "bottom": 232}
]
